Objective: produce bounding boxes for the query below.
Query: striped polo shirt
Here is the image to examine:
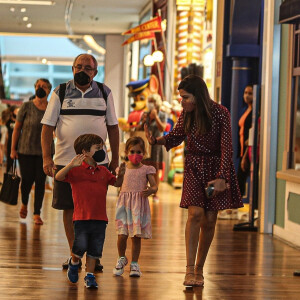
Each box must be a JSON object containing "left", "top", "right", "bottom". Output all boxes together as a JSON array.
[{"left": 41, "top": 80, "right": 118, "bottom": 166}]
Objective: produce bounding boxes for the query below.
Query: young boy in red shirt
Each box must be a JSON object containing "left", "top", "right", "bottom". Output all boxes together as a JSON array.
[{"left": 55, "top": 133, "right": 125, "bottom": 288}]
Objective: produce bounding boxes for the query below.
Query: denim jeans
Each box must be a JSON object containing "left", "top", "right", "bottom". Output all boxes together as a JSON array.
[{"left": 72, "top": 220, "right": 107, "bottom": 259}]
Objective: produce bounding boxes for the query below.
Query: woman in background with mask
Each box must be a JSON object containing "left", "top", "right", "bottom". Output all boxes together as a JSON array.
[
  {"left": 137, "top": 94, "right": 166, "bottom": 202},
  {"left": 11, "top": 78, "right": 53, "bottom": 225}
]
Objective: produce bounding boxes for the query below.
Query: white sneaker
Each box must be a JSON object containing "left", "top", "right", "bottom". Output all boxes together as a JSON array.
[
  {"left": 129, "top": 263, "right": 142, "bottom": 277},
  {"left": 113, "top": 256, "right": 128, "bottom": 276}
]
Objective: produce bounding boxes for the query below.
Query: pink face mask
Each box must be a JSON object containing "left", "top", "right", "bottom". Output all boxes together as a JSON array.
[{"left": 128, "top": 154, "right": 143, "bottom": 164}]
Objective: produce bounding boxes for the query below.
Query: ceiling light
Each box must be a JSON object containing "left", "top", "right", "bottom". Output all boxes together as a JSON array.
[
  {"left": 9, "top": 7, "right": 15, "bottom": 12},
  {"left": 42, "top": 58, "right": 47, "bottom": 64},
  {"left": 0, "top": 1, "right": 55, "bottom": 5},
  {"left": 26, "top": 23, "right": 32, "bottom": 28},
  {"left": 20, "top": 7, "right": 26, "bottom": 12},
  {"left": 83, "top": 35, "right": 106, "bottom": 55},
  {"left": 152, "top": 50, "right": 164, "bottom": 62},
  {"left": 143, "top": 55, "right": 154, "bottom": 67},
  {"left": 23, "top": 16, "right": 28, "bottom": 21}
]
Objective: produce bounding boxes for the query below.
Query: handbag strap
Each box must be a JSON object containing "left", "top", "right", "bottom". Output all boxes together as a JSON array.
[{"left": 12, "top": 159, "right": 17, "bottom": 176}]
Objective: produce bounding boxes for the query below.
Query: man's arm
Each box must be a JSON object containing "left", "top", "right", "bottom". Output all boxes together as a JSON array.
[
  {"left": 107, "top": 124, "right": 119, "bottom": 174},
  {"left": 41, "top": 124, "right": 55, "bottom": 177}
]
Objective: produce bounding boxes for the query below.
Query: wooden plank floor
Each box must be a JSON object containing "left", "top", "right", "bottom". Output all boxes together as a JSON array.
[{"left": 0, "top": 182, "right": 300, "bottom": 300}]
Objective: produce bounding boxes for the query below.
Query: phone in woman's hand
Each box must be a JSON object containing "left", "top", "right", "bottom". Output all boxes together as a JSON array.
[{"left": 205, "top": 185, "right": 215, "bottom": 198}]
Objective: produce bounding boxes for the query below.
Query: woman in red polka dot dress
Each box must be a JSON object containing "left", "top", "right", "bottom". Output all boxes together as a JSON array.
[{"left": 145, "top": 75, "right": 243, "bottom": 287}]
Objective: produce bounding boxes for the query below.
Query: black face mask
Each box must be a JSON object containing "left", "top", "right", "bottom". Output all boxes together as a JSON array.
[
  {"left": 36, "top": 87, "right": 47, "bottom": 98},
  {"left": 74, "top": 71, "right": 91, "bottom": 86},
  {"left": 92, "top": 149, "right": 106, "bottom": 163}
]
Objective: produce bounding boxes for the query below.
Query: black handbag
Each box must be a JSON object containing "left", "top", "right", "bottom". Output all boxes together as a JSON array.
[{"left": 0, "top": 160, "right": 20, "bottom": 205}]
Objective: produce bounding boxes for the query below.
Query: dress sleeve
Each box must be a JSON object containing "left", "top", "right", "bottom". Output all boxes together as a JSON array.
[
  {"left": 146, "top": 165, "right": 156, "bottom": 175},
  {"left": 216, "top": 107, "right": 234, "bottom": 180},
  {"left": 164, "top": 112, "right": 186, "bottom": 151}
]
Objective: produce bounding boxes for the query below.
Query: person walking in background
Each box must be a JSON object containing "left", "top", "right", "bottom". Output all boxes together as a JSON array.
[
  {"left": 11, "top": 78, "right": 53, "bottom": 225},
  {"left": 237, "top": 85, "right": 253, "bottom": 197},
  {"left": 137, "top": 94, "right": 166, "bottom": 202},
  {"left": 55, "top": 134, "right": 125, "bottom": 288},
  {"left": 41, "top": 53, "right": 119, "bottom": 271},
  {"left": 144, "top": 75, "right": 243, "bottom": 287},
  {"left": 5, "top": 105, "right": 19, "bottom": 172},
  {"left": 113, "top": 136, "right": 157, "bottom": 278}
]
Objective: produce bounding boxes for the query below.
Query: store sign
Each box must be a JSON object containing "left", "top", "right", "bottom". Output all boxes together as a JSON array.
[
  {"left": 122, "top": 32, "right": 155, "bottom": 46},
  {"left": 122, "top": 16, "right": 162, "bottom": 35}
]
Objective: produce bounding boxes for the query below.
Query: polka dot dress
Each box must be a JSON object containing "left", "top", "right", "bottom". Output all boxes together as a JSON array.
[{"left": 164, "top": 100, "right": 243, "bottom": 211}]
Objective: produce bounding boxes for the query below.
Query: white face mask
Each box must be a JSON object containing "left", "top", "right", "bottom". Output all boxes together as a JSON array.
[{"left": 147, "top": 102, "right": 155, "bottom": 110}]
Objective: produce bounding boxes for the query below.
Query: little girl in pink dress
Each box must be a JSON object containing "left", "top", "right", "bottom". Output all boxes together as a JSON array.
[{"left": 113, "top": 136, "right": 157, "bottom": 277}]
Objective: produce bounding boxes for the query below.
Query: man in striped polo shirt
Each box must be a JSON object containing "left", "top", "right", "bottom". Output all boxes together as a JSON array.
[{"left": 41, "top": 53, "right": 119, "bottom": 271}]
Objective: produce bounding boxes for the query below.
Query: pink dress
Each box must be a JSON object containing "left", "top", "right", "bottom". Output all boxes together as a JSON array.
[{"left": 115, "top": 164, "right": 156, "bottom": 239}]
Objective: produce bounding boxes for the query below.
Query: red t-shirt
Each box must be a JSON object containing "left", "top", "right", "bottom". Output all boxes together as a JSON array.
[{"left": 65, "top": 161, "right": 116, "bottom": 222}]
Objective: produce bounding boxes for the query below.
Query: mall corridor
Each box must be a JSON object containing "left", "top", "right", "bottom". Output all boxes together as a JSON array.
[{"left": 0, "top": 182, "right": 299, "bottom": 300}]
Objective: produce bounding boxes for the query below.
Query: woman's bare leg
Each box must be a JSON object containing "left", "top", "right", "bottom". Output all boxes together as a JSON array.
[
  {"left": 194, "top": 210, "right": 218, "bottom": 285},
  {"left": 184, "top": 206, "right": 205, "bottom": 285}
]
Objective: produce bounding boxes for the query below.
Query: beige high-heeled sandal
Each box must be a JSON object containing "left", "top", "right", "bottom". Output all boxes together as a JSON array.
[
  {"left": 183, "top": 265, "right": 195, "bottom": 286},
  {"left": 194, "top": 265, "right": 204, "bottom": 287}
]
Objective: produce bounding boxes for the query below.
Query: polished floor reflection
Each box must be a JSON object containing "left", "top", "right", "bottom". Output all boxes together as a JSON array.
[{"left": 0, "top": 182, "right": 300, "bottom": 300}]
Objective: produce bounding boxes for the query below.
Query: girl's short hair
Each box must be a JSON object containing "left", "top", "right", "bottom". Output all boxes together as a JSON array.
[
  {"left": 125, "top": 136, "right": 146, "bottom": 154},
  {"left": 74, "top": 134, "right": 103, "bottom": 154}
]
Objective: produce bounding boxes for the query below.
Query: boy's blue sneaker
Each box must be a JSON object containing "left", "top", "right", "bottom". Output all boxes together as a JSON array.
[
  {"left": 62, "top": 257, "right": 82, "bottom": 270},
  {"left": 84, "top": 274, "right": 98, "bottom": 289},
  {"left": 67, "top": 258, "right": 79, "bottom": 283}
]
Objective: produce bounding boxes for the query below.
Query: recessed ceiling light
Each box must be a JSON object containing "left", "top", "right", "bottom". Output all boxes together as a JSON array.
[
  {"left": 20, "top": 7, "right": 26, "bottom": 12},
  {"left": 26, "top": 23, "right": 32, "bottom": 28},
  {"left": 23, "top": 16, "right": 28, "bottom": 21},
  {"left": 10, "top": 7, "right": 15, "bottom": 12}
]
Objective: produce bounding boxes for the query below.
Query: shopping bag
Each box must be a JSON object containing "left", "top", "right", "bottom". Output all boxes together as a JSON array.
[{"left": 0, "top": 160, "right": 20, "bottom": 205}]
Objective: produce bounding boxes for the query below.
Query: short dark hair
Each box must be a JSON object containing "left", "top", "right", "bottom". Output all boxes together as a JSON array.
[
  {"left": 73, "top": 53, "right": 98, "bottom": 69},
  {"left": 74, "top": 134, "right": 103, "bottom": 154},
  {"left": 34, "top": 78, "right": 52, "bottom": 91},
  {"left": 125, "top": 136, "right": 146, "bottom": 155}
]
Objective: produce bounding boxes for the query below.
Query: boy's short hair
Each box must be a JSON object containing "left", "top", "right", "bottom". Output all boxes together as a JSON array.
[{"left": 74, "top": 134, "right": 103, "bottom": 154}]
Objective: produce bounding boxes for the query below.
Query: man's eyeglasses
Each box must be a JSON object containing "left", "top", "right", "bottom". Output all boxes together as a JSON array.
[{"left": 73, "top": 65, "right": 96, "bottom": 72}]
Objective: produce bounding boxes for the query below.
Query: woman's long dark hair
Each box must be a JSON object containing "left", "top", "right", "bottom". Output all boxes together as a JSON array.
[{"left": 178, "top": 75, "right": 212, "bottom": 135}]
